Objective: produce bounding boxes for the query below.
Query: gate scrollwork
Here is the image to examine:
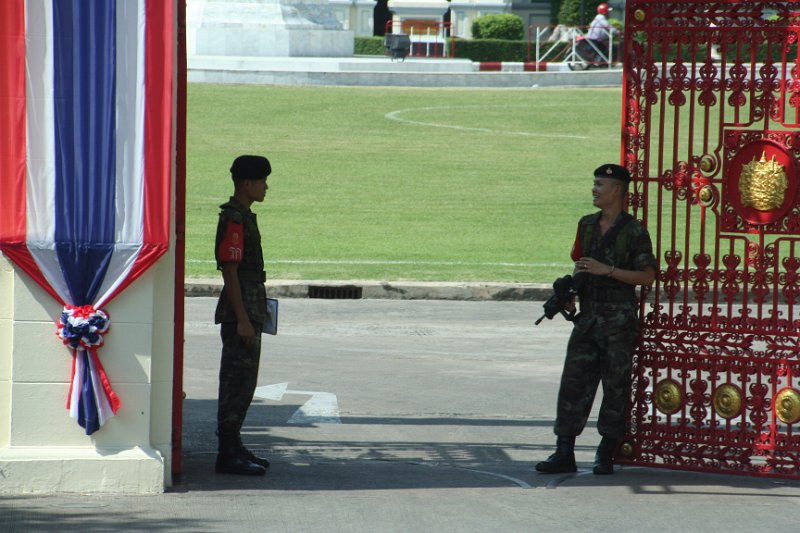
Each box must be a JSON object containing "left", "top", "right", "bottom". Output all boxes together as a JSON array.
[{"left": 620, "top": 1, "right": 800, "bottom": 479}]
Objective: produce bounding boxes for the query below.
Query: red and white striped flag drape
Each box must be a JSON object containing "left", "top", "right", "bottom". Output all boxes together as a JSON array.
[{"left": 0, "top": 0, "right": 175, "bottom": 435}]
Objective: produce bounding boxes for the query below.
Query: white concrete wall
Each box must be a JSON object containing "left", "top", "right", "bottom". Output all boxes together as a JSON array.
[
  {"left": 189, "top": 0, "right": 355, "bottom": 57},
  {"left": 0, "top": 257, "right": 12, "bottom": 450},
  {"left": 329, "top": 0, "right": 376, "bottom": 36},
  {"left": 0, "top": 246, "right": 175, "bottom": 494},
  {"left": 388, "top": 0, "right": 449, "bottom": 22},
  {"left": 449, "top": 0, "right": 512, "bottom": 38}
]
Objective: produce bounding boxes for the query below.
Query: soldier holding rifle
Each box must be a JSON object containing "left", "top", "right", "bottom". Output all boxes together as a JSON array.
[{"left": 535, "top": 164, "right": 657, "bottom": 475}]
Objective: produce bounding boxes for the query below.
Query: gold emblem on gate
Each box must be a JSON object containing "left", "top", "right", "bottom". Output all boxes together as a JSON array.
[
  {"left": 739, "top": 151, "right": 788, "bottom": 211},
  {"left": 774, "top": 388, "right": 800, "bottom": 425},
  {"left": 713, "top": 384, "right": 742, "bottom": 419},
  {"left": 655, "top": 379, "right": 682, "bottom": 415},
  {"left": 620, "top": 441, "right": 634, "bottom": 457}
]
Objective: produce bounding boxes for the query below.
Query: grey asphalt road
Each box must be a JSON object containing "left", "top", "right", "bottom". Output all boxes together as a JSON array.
[{"left": 3, "top": 298, "right": 799, "bottom": 532}]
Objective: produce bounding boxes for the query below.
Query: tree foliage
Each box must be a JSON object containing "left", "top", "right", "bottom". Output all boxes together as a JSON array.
[
  {"left": 471, "top": 14, "right": 525, "bottom": 41},
  {"left": 557, "top": 0, "right": 604, "bottom": 27}
]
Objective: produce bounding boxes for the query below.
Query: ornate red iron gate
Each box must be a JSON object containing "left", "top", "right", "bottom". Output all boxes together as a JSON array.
[{"left": 618, "top": 1, "right": 800, "bottom": 478}]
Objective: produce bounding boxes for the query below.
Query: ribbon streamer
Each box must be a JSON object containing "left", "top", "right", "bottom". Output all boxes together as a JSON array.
[{"left": 57, "top": 305, "right": 120, "bottom": 434}]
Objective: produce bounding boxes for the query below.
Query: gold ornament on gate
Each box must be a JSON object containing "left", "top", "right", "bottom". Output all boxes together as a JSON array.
[
  {"left": 739, "top": 151, "right": 788, "bottom": 211},
  {"left": 698, "top": 185, "right": 714, "bottom": 206},
  {"left": 634, "top": 9, "right": 646, "bottom": 22},
  {"left": 655, "top": 379, "right": 682, "bottom": 415},
  {"left": 774, "top": 388, "right": 800, "bottom": 424},
  {"left": 620, "top": 441, "right": 634, "bottom": 457},
  {"left": 699, "top": 155, "right": 716, "bottom": 173},
  {"left": 713, "top": 384, "right": 742, "bottom": 419}
]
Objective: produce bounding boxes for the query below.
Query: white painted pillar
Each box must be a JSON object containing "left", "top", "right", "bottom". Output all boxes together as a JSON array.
[{"left": 0, "top": 248, "right": 175, "bottom": 494}]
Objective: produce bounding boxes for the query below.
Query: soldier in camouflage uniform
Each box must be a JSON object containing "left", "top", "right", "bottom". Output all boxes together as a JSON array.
[
  {"left": 214, "top": 155, "right": 272, "bottom": 476},
  {"left": 536, "top": 164, "right": 657, "bottom": 476}
]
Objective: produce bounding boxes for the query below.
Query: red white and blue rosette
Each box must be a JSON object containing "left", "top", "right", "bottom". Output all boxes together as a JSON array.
[{"left": 57, "top": 306, "right": 121, "bottom": 434}]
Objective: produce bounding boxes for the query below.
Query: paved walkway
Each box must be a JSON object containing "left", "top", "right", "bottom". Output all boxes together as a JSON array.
[{"left": 3, "top": 298, "right": 798, "bottom": 532}]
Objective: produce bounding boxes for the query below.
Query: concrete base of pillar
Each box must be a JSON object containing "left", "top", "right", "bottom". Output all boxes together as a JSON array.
[
  {"left": 0, "top": 446, "right": 165, "bottom": 494},
  {"left": 191, "top": 0, "right": 354, "bottom": 58}
]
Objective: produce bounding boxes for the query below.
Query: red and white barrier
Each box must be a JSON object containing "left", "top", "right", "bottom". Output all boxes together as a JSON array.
[{"left": 475, "top": 62, "right": 572, "bottom": 72}]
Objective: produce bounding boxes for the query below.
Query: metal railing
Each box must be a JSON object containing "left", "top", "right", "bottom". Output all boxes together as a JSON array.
[
  {"left": 527, "top": 24, "right": 621, "bottom": 69},
  {"left": 385, "top": 20, "right": 455, "bottom": 59}
]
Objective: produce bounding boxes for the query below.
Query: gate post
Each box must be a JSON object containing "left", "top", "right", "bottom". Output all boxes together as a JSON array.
[{"left": 0, "top": 0, "right": 180, "bottom": 494}]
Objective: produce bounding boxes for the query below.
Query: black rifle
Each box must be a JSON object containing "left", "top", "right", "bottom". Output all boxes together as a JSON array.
[
  {"left": 536, "top": 212, "right": 634, "bottom": 326},
  {"left": 534, "top": 273, "right": 586, "bottom": 325}
]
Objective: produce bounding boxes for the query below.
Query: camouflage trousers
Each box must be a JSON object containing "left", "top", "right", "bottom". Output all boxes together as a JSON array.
[
  {"left": 217, "top": 322, "right": 262, "bottom": 434},
  {"left": 554, "top": 319, "right": 639, "bottom": 439}
]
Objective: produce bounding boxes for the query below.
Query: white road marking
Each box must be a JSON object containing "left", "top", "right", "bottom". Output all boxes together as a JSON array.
[
  {"left": 254, "top": 382, "right": 288, "bottom": 401},
  {"left": 384, "top": 104, "right": 595, "bottom": 140},
  {"left": 408, "top": 461, "right": 532, "bottom": 489},
  {"left": 458, "top": 467, "right": 532, "bottom": 489},
  {"left": 287, "top": 391, "right": 340, "bottom": 424},
  {"left": 254, "top": 383, "right": 341, "bottom": 424}
]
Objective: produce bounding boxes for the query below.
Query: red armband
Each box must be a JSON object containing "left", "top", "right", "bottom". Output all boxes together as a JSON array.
[
  {"left": 570, "top": 223, "right": 582, "bottom": 262},
  {"left": 218, "top": 222, "right": 244, "bottom": 263}
]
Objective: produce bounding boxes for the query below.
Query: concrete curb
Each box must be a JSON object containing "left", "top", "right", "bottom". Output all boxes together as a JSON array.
[
  {"left": 187, "top": 55, "right": 622, "bottom": 88},
  {"left": 185, "top": 279, "right": 553, "bottom": 301}
]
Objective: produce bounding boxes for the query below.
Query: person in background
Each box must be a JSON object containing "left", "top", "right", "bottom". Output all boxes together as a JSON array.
[
  {"left": 535, "top": 164, "right": 657, "bottom": 476},
  {"left": 214, "top": 155, "right": 272, "bottom": 476},
  {"left": 587, "top": 3, "right": 619, "bottom": 62}
]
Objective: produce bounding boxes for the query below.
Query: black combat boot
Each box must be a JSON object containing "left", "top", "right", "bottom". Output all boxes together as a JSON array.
[
  {"left": 216, "top": 431, "right": 266, "bottom": 476},
  {"left": 236, "top": 433, "right": 271, "bottom": 469},
  {"left": 535, "top": 436, "right": 577, "bottom": 473},
  {"left": 593, "top": 437, "right": 616, "bottom": 475}
]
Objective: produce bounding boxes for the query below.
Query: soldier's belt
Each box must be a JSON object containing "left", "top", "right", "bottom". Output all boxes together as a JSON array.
[
  {"left": 584, "top": 288, "right": 635, "bottom": 302},
  {"left": 238, "top": 270, "right": 266, "bottom": 283}
]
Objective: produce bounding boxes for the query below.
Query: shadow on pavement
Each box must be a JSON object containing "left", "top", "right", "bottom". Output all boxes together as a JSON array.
[
  {"left": 0, "top": 500, "right": 212, "bottom": 533},
  {"left": 174, "top": 399, "right": 558, "bottom": 492},
  {"left": 171, "top": 400, "right": 800, "bottom": 497}
]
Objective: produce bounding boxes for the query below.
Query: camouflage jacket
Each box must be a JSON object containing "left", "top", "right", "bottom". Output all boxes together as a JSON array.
[
  {"left": 214, "top": 197, "right": 267, "bottom": 325},
  {"left": 572, "top": 211, "right": 657, "bottom": 333}
]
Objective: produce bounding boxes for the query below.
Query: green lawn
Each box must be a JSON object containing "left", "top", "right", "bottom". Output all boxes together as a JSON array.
[{"left": 187, "top": 84, "right": 624, "bottom": 282}]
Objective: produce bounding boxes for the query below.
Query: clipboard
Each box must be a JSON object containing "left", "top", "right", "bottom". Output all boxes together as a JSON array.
[{"left": 262, "top": 298, "right": 278, "bottom": 335}]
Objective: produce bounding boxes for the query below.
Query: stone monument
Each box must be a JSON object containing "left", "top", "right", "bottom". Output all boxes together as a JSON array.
[{"left": 191, "top": 0, "right": 354, "bottom": 57}]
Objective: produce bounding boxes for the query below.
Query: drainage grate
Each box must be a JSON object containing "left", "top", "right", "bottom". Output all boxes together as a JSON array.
[{"left": 308, "top": 285, "right": 363, "bottom": 299}]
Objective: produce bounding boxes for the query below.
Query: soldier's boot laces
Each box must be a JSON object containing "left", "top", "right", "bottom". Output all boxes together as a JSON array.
[
  {"left": 593, "top": 437, "right": 616, "bottom": 475},
  {"left": 535, "top": 436, "right": 577, "bottom": 474},
  {"left": 236, "top": 433, "right": 271, "bottom": 469},
  {"left": 215, "top": 432, "right": 266, "bottom": 476}
]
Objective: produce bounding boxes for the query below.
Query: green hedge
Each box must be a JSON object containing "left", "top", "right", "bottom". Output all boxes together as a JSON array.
[
  {"left": 471, "top": 14, "right": 524, "bottom": 41},
  {"left": 453, "top": 38, "right": 528, "bottom": 62},
  {"left": 356, "top": 36, "right": 530, "bottom": 62},
  {"left": 357, "top": 32, "right": 782, "bottom": 64},
  {"left": 355, "top": 36, "right": 386, "bottom": 56}
]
